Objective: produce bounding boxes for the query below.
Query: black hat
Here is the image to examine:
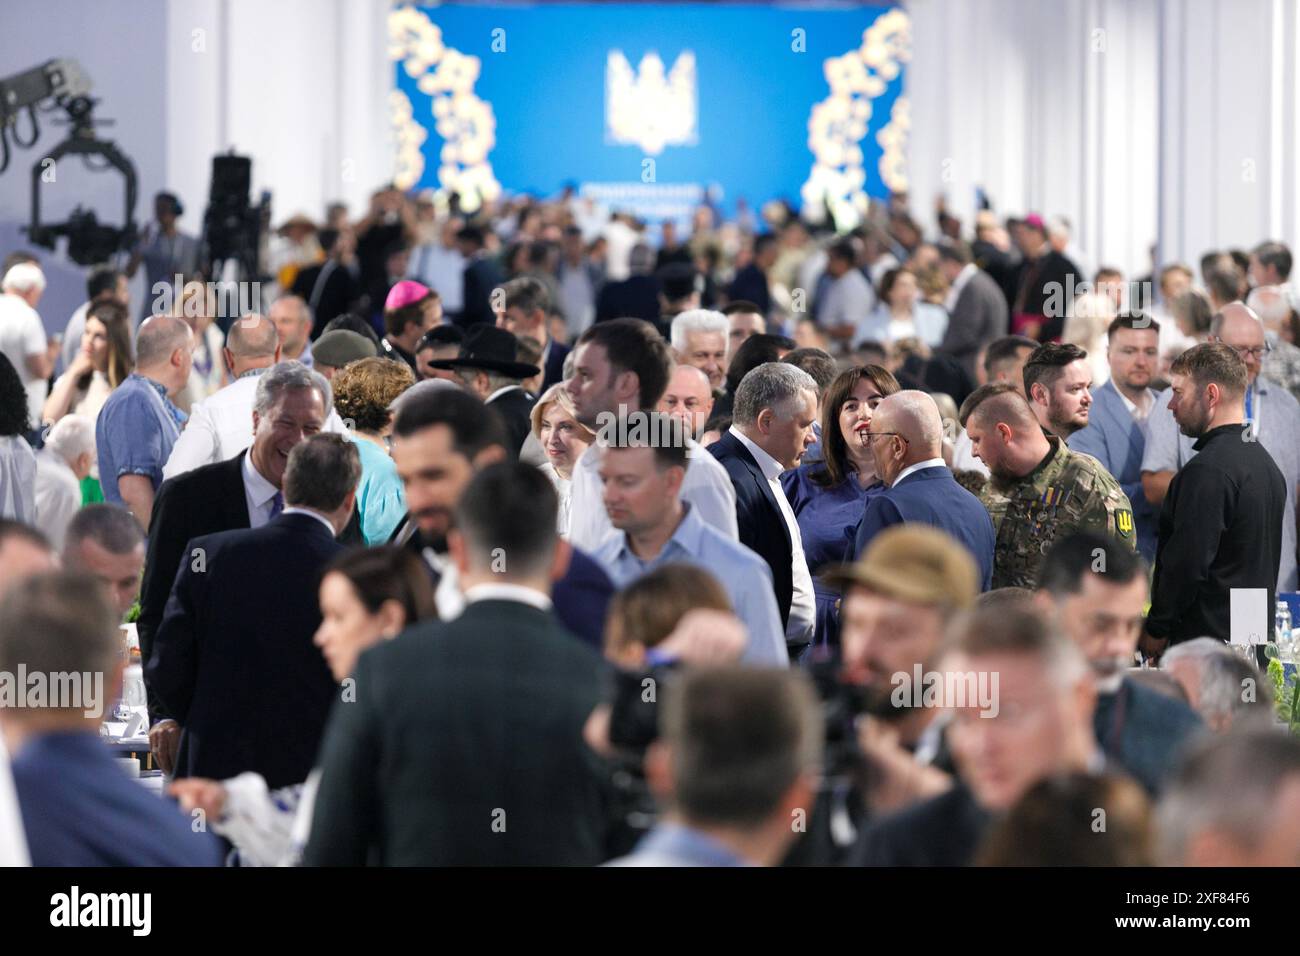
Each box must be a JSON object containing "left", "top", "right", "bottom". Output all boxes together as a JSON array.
[
  {"left": 428, "top": 324, "right": 540, "bottom": 379},
  {"left": 417, "top": 325, "right": 464, "bottom": 351}
]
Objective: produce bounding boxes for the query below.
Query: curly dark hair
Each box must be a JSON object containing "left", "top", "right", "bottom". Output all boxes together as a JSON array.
[
  {"left": 0, "top": 352, "right": 30, "bottom": 437},
  {"left": 331, "top": 357, "right": 415, "bottom": 433}
]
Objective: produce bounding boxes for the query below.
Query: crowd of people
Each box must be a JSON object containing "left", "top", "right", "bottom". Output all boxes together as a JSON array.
[{"left": 1, "top": 183, "right": 1299, "bottom": 868}]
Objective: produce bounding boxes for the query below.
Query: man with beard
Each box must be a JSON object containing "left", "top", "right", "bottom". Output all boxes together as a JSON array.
[
  {"left": 959, "top": 382, "right": 1134, "bottom": 588},
  {"left": 1036, "top": 533, "right": 1202, "bottom": 794},
  {"left": 823, "top": 525, "right": 979, "bottom": 820},
  {"left": 1146, "top": 343, "right": 1286, "bottom": 648},
  {"left": 1142, "top": 302, "right": 1300, "bottom": 593},
  {"left": 388, "top": 387, "right": 614, "bottom": 648},
  {"left": 1068, "top": 315, "right": 1162, "bottom": 562},
  {"left": 1023, "top": 342, "right": 1093, "bottom": 439},
  {"left": 850, "top": 603, "right": 1103, "bottom": 866}
]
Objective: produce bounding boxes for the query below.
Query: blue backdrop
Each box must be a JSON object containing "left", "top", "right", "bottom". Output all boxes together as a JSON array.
[{"left": 391, "top": 2, "right": 909, "bottom": 224}]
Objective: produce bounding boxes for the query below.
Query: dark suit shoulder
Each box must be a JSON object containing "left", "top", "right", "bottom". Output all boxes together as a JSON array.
[
  {"left": 851, "top": 785, "right": 988, "bottom": 867},
  {"left": 1124, "top": 678, "right": 1203, "bottom": 738}
]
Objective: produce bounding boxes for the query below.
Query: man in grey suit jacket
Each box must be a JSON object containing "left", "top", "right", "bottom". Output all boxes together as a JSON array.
[
  {"left": 1067, "top": 315, "right": 1160, "bottom": 561},
  {"left": 937, "top": 241, "right": 1008, "bottom": 380}
]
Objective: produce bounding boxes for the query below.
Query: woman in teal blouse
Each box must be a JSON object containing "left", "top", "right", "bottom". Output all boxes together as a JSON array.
[{"left": 331, "top": 357, "right": 416, "bottom": 544}]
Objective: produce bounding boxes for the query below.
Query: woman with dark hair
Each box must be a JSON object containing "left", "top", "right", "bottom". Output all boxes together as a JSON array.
[
  {"left": 42, "top": 300, "right": 134, "bottom": 426},
  {"left": 781, "top": 364, "right": 900, "bottom": 648},
  {"left": 0, "top": 352, "right": 36, "bottom": 521},
  {"left": 855, "top": 266, "right": 949, "bottom": 348},
  {"left": 712, "top": 332, "right": 796, "bottom": 419},
  {"left": 170, "top": 545, "right": 435, "bottom": 866}
]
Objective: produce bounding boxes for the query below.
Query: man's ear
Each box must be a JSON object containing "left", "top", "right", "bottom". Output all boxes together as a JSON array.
[
  {"left": 615, "top": 370, "right": 639, "bottom": 406},
  {"left": 1029, "top": 382, "right": 1046, "bottom": 406},
  {"left": 997, "top": 421, "right": 1013, "bottom": 444},
  {"left": 643, "top": 740, "right": 674, "bottom": 804},
  {"left": 550, "top": 537, "right": 573, "bottom": 583},
  {"left": 274, "top": 345, "right": 283, "bottom": 363},
  {"left": 222, "top": 347, "right": 235, "bottom": 375},
  {"left": 448, "top": 528, "right": 471, "bottom": 576},
  {"left": 756, "top": 408, "right": 773, "bottom": 435}
]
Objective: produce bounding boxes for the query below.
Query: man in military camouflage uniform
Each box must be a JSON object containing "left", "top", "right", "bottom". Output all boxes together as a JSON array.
[{"left": 958, "top": 382, "right": 1135, "bottom": 588}]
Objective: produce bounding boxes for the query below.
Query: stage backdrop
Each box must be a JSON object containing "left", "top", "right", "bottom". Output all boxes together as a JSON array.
[{"left": 389, "top": 2, "right": 909, "bottom": 228}]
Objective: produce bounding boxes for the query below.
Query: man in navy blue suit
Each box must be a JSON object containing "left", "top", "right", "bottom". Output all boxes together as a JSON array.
[
  {"left": 1067, "top": 314, "right": 1161, "bottom": 562},
  {"left": 4, "top": 573, "right": 221, "bottom": 865},
  {"left": 709, "top": 362, "right": 820, "bottom": 656},
  {"left": 853, "top": 391, "right": 995, "bottom": 590},
  {"left": 387, "top": 386, "right": 614, "bottom": 648},
  {"left": 495, "top": 275, "right": 571, "bottom": 393},
  {"left": 147, "top": 434, "right": 360, "bottom": 790}
]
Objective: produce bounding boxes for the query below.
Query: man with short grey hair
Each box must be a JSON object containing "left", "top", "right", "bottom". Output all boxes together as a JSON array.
[
  {"left": 164, "top": 313, "right": 286, "bottom": 478},
  {"left": 1157, "top": 729, "right": 1300, "bottom": 866},
  {"left": 140, "top": 360, "right": 352, "bottom": 772},
  {"left": 63, "top": 504, "right": 146, "bottom": 620},
  {"left": 670, "top": 309, "right": 730, "bottom": 392},
  {"left": 709, "top": 362, "right": 819, "bottom": 656},
  {"left": 148, "top": 434, "right": 359, "bottom": 786},
  {"left": 34, "top": 414, "right": 95, "bottom": 549},
  {"left": 1161, "top": 638, "right": 1274, "bottom": 733}
]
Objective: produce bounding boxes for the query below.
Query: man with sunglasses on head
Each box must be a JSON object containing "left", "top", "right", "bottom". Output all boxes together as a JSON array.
[
  {"left": 851, "top": 391, "right": 994, "bottom": 591},
  {"left": 1141, "top": 301, "right": 1300, "bottom": 594}
]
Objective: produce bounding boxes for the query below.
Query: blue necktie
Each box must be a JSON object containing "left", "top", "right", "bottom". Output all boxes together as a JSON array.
[{"left": 269, "top": 492, "right": 284, "bottom": 520}]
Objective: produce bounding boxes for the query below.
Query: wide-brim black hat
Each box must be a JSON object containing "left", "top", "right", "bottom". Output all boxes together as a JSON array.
[{"left": 428, "top": 324, "right": 540, "bottom": 379}]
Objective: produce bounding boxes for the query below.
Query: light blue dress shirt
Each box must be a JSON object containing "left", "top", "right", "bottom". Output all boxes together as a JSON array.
[{"left": 592, "top": 502, "right": 788, "bottom": 667}]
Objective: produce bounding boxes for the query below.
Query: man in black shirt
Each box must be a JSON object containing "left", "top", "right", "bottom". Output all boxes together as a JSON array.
[{"left": 1147, "top": 343, "right": 1286, "bottom": 647}]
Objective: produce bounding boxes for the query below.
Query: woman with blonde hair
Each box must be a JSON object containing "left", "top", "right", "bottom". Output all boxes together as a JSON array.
[
  {"left": 332, "top": 356, "right": 416, "bottom": 544},
  {"left": 529, "top": 383, "right": 595, "bottom": 536}
]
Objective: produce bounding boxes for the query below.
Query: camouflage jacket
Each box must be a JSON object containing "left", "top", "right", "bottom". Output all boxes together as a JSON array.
[{"left": 980, "top": 436, "right": 1136, "bottom": 589}]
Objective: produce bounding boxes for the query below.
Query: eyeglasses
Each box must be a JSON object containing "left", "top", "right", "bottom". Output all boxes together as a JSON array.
[{"left": 1212, "top": 338, "right": 1272, "bottom": 360}]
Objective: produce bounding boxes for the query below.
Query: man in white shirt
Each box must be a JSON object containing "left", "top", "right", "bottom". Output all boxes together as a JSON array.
[
  {"left": 708, "top": 363, "right": 819, "bottom": 654},
  {"left": 163, "top": 315, "right": 347, "bottom": 479},
  {"left": 33, "top": 414, "right": 94, "bottom": 551},
  {"left": 0, "top": 263, "right": 57, "bottom": 427},
  {"left": 565, "top": 319, "right": 738, "bottom": 551},
  {"left": 818, "top": 240, "right": 875, "bottom": 352}
]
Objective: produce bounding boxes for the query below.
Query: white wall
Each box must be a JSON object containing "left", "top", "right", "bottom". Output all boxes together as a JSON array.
[
  {"left": 907, "top": 0, "right": 1298, "bottom": 278},
  {"left": 0, "top": 0, "right": 392, "bottom": 330}
]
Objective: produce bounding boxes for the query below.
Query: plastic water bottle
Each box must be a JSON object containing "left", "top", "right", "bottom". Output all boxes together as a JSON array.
[{"left": 1276, "top": 601, "right": 1294, "bottom": 663}]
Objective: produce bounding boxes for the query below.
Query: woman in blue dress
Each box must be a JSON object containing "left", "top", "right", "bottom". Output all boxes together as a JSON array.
[{"left": 782, "top": 364, "right": 900, "bottom": 650}]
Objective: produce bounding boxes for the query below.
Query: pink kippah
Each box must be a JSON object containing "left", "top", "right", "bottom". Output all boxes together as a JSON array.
[{"left": 385, "top": 279, "right": 432, "bottom": 312}]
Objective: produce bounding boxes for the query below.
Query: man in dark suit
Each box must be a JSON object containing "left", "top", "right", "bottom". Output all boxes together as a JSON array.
[
  {"left": 456, "top": 225, "right": 505, "bottom": 327},
  {"left": 495, "top": 275, "right": 570, "bottom": 392},
  {"left": 304, "top": 462, "right": 607, "bottom": 865},
  {"left": 292, "top": 227, "right": 362, "bottom": 337},
  {"left": 595, "top": 243, "right": 661, "bottom": 326},
  {"left": 147, "top": 435, "right": 358, "bottom": 790},
  {"left": 1037, "top": 534, "right": 1203, "bottom": 794},
  {"left": 387, "top": 387, "right": 613, "bottom": 648},
  {"left": 853, "top": 391, "right": 996, "bottom": 590},
  {"left": 1011, "top": 214, "right": 1082, "bottom": 342},
  {"left": 428, "top": 324, "right": 539, "bottom": 456},
  {"left": 709, "top": 362, "right": 820, "bottom": 655},
  {"left": 936, "top": 240, "right": 1009, "bottom": 381},
  {"left": 725, "top": 232, "right": 776, "bottom": 316},
  {"left": 1068, "top": 315, "right": 1161, "bottom": 562},
  {"left": 852, "top": 605, "right": 1103, "bottom": 866},
  {"left": 139, "top": 363, "right": 348, "bottom": 769},
  {"left": 3, "top": 574, "right": 222, "bottom": 866}
]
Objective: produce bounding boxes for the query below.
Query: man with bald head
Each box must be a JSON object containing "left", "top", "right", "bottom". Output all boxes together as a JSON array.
[
  {"left": 959, "top": 382, "right": 1134, "bottom": 588},
  {"left": 657, "top": 364, "right": 715, "bottom": 440},
  {"left": 1141, "top": 301, "right": 1300, "bottom": 591},
  {"left": 163, "top": 313, "right": 283, "bottom": 478},
  {"left": 853, "top": 390, "right": 995, "bottom": 589},
  {"left": 95, "top": 315, "right": 193, "bottom": 527}
]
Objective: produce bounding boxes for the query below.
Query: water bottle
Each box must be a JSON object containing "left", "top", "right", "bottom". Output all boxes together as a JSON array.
[{"left": 1276, "top": 601, "right": 1293, "bottom": 663}]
